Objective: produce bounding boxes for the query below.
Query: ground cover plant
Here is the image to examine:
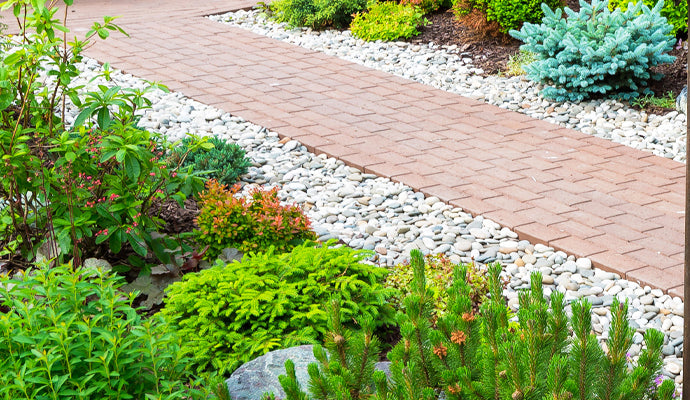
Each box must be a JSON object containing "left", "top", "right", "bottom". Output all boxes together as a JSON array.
[
  {"left": 161, "top": 240, "right": 396, "bottom": 375},
  {"left": 351, "top": 2, "right": 430, "bottom": 42},
  {"left": 0, "top": 263, "right": 224, "bottom": 399},
  {"left": 0, "top": 0, "right": 206, "bottom": 273},
  {"left": 510, "top": 0, "right": 676, "bottom": 102},
  {"left": 266, "top": 250, "right": 678, "bottom": 400},
  {"left": 384, "top": 254, "right": 489, "bottom": 322}
]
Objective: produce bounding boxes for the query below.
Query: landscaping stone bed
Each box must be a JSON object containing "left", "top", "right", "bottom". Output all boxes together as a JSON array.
[
  {"left": 210, "top": 10, "right": 688, "bottom": 163},
  {"left": 64, "top": 57, "right": 686, "bottom": 386}
]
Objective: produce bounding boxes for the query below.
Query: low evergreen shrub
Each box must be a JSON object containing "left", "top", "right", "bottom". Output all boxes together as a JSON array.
[
  {"left": 453, "top": 0, "right": 564, "bottom": 34},
  {"left": 510, "top": 0, "right": 676, "bottom": 102},
  {"left": 269, "top": 250, "right": 677, "bottom": 400},
  {"left": 194, "top": 179, "right": 317, "bottom": 259},
  {"left": 608, "top": 0, "right": 687, "bottom": 37},
  {"left": 167, "top": 135, "right": 251, "bottom": 186},
  {"left": 384, "top": 254, "right": 489, "bottom": 322},
  {"left": 269, "top": 0, "right": 367, "bottom": 29},
  {"left": 0, "top": 263, "right": 219, "bottom": 399},
  {"left": 351, "top": 2, "right": 429, "bottom": 42},
  {"left": 161, "top": 240, "right": 396, "bottom": 375}
]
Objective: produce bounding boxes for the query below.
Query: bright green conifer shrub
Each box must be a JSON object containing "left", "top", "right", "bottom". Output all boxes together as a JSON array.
[
  {"left": 510, "top": 0, "right": 676, "bottom": 102},
  {"left": 269, "top": 0, "right": 367, "bottom": 29},
  {"left": 161, "top": 240, "right": 396, "bottom": 375},
  {"left": 194, "top": 179, "right": 317, "bottom": 259},
  {"left": 400, "top": 0, "right": 453, "bottom": 13},
  {"left": 167, "top": 136, "right": 251, "bottom": 186},
  {"left": 0, "top": 263, "right": 218, "bottom": 399},
  {"left": 269, "top": 250, "right": 677, "bottom": 400},
  {"left": 351, "top": 2, "right": 429, "bottom": 42},
  {"left": 608, "top": 0, "right": 687, "bottom": 37}
]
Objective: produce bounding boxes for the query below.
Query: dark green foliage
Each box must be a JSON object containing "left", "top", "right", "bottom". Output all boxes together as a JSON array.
[
  {"left": 351, "top": 2, "right": 429, "bottom": 42},
  {"left": 0, "top": 263, "right": 218, "bottom": 399},
  {"left": 161, "top": 240, "right": 395, "bottom": 375},
  {"left": 167, "top": 136, "right": 251, "bottom": 186},
  {"left": 270, "top": 249, "right": 676, "bottom": 399},
  {"left": 510, "top": 0, "right": 676, "bottom": 102},
  {"left": 269, "top": 0, "right": 368, "bottom": 29},
  {"left": 608, "top": 0, "right": 687, "bottom": 37},
  {"left": 453, "top": 0, "right": 564, "bottom": 33}
]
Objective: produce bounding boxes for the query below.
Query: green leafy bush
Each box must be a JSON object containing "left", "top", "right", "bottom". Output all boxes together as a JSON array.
[
  {"left": 194, "top": 179, "right": 317, "bottom": 259},
  {"left": 453, "top": 0, "right": 564, "bottom": 33},
  {"left": 609, "top": 0, "right": 687, "bottom": 37},
  {"left": 167, "top": 135, "right": 251, "bottom": 186},
  {"left": 271, "top": 250, "right": 677, "bottom": 400},
  {"left": 384, "top": 254, "right": 488, "bottom": 322},
  {"left": 0, "top": 0, "right": 204, "bottom": 270},
  {"left": 510, "top": 0, "right": 676, "bottom": 102},
  {"left": 161, "top": 240, "right": 396, "bottom": 374},
  {"left": 400, "top": 0, "right": 453, "bottom": 13},
  {"left": 351, "top": 2, "right": 429, "bottom": 41},
  {"left": 269, "top": 0, "right": 367, "bottom": 29},
  {"left": 0, "top": 263, "right": 218, "bottom": 399}
]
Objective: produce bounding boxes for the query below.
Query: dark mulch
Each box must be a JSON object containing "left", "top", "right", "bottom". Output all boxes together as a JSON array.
[{"left": 408, "top": 4, "right": 688, "bottom": 115}]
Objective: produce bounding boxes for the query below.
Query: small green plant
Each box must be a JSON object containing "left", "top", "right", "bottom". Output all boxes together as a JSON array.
[
  {"left": 270, "top": 250, "right": 677, "bottom": 399},
  {"left": 608, "top": 0, "right": 687, "bottom": 37},
  {"left": 631, "top": 91, "right": 677, "bottom": 110},
  {"left": 505, "top": 50, "right": 537, "bottom": 76},
  {"left": 400, "top": 0, "right": 453, "bottom": 13},
  {"left": 269, "top": 0, "right": 368, "bottom": 29},
  {"left": 167, "top": 135, "right": 251, "bottom": 186},
  {"left": 511, "top": 0, "right": 676, "bottom": 102},
  {"left": 453, "top": 0, "right": 564, "bottom": 34},
  {"left": 161, "top": 240, "right": 396, "bottom": 375},
  {"left": 0, "top": 263, "right": 220, "bottom": 399},
  {"left": 384, "top": 254, "right": 488, "bottom": 322},
  {"left": 351, "top": 2, "right": 429, "bottom": 41},
  {"left": 194, "top": 179, "right": 317, "bottom": 259}
]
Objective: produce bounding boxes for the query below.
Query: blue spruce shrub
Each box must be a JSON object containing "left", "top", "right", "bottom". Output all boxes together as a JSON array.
[{"left": 510, "top": 0, "right": 676, "bottom": 102}]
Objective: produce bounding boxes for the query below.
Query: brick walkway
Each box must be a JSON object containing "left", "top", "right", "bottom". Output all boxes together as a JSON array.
[{"left": 10, "top": 0, "right": 687, "bottom": 296}]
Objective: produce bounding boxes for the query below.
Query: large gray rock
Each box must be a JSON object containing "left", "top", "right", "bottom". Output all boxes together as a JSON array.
[
  {"left": 676, "top": 86, "right": 687, "bottom": 114},
  {"left": 226, "top": 345, "right": 391, "bottom": 400}
]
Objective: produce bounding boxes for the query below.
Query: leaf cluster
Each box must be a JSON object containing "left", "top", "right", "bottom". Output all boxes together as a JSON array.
[
  {"left": 608, "top": 0, "right": 687, "bottom": 37},
  {"left": 272, "top": 249, "right": 677, "bottom": 400},
  {"left": 0, "top": 263, "right": 219, "bottom": 399},
  {"left": 167, "top": 135, "right": 251, "bottom": 186},
  {"left": 383, "top": 254, "right": 489, "bottom": 322},
  {"left": 351, "top": 2, "right": 430, "bottom": 42},
  {"left": 452, "top": 0, "right": 564, "bottom": 33},
  {"left": 161, "top": 240, "right": 396, "bottom": 375},
  {"left": 399, "top": 0, "right": 453, "bottom": 14},
  {"left": 510, "top": 0, "right": 676, "bottom": 102},
  {"left": 269, "top": 0, "right": 368, "bottom": 29},
  {"left": 194, "top": 179, "right": 317, "bottom": 259}
]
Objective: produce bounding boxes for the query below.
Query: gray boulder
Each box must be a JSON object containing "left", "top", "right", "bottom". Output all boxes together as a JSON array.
[
  {"left": 676, "top": 86, "right": 687, "bottom": 114},
  {"left": 226, "top": 345, "right": 391, "bottom": 400}
]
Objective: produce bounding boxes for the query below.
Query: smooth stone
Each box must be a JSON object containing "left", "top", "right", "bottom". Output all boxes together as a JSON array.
[{"left": 576, "top": 258, "right": 592, "bottom": 270}]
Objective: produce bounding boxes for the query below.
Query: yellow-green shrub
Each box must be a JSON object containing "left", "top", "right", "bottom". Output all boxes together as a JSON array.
[{"left": 351, "top": 2, "right": 429, "bottom": 41}]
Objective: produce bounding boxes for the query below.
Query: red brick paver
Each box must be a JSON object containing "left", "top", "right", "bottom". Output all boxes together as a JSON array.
[{"left": 11, "top": 0, "right": 687, "bottom": 297}]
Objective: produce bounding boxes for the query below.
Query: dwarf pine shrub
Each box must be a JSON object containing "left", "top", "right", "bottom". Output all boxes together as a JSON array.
[
  {"left": 510, "top": 0, "right": 676, "bottom": 102},
  {"left": 270, "top": 250, "right": 677, "bottom": 400}
]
